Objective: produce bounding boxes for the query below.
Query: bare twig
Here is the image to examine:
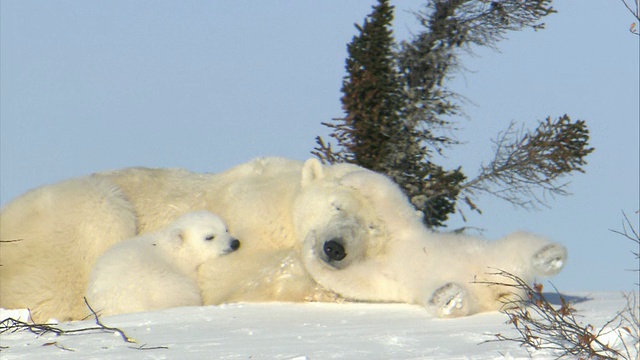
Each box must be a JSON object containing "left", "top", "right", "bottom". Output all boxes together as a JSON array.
[
  {"left": 621, "top": 0, "right": 640, "bottom": 34},
  {"left": 0, "top": 298, "right": 174, "bottom": 352},
  {"left": 479, "top": 270, "right": 639, "bottom": 359},
  {"left": 129, "top": 344, "right": 170, "bottom": 351},
  {"left": 82, "top": 297, "right": 136, "bottom": 343},
  {"left": 609, "top": 211, "right": 640, "bottom": 268},
  {"left": 0, "top": 239, "right": 23, "bottom": 243},
  {"left": 0, "top": 314, "right": 135, "bottom": 344},
  {"left": 621, "top": 0, "right": 640, "bottom": 19},
  {"left": 42, "top": 341, "right": 75, "bottom": 352}
]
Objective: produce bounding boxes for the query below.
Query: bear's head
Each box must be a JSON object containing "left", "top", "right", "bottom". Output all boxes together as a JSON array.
[
  {"left": 293, "top": 159, "right": 427, "bottom": 303},
  {"left": 168, "top": 210, "right": 241, "bottom": 265}
]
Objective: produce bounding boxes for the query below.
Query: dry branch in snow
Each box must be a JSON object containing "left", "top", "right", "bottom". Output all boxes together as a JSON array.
[
  {"left": 480, "top": 270, "right": 639, "bottom": 359},
  {"left": 0, "top": 298, "right": 169, "bottom": 352}
]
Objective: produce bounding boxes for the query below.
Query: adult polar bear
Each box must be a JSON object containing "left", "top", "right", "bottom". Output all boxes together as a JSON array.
[{"left": 0, "top": 157, "right": 567, "bottom": 322}]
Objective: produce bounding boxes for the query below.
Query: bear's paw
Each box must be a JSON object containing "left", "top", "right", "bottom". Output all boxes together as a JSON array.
[
  {"left": 532, "top": 243, "right": 567, "bottom": 277},
  {"left": 427, "top": 283, "right": 470, "bottom": 318}
]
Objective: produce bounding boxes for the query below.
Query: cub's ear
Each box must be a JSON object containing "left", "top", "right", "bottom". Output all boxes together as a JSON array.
[{"left": 301, "top": 158, "right": 324, "bottom": 186}]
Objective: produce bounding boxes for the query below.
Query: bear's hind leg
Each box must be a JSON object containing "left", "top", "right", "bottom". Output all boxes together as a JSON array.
[{"left": 426, "top": 282, "right": 471, "bottom": 318}]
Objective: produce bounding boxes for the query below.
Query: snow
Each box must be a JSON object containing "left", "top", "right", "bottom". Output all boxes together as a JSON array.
[{"left": 1, "top": 292, "right": 637, "bottom": 359}]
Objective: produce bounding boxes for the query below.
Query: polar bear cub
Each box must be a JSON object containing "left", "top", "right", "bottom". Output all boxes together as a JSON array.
[{"left": 86, "top": 210, "right": 240, "bottom": 316}]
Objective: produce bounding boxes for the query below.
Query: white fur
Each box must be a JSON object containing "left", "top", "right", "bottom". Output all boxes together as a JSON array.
[
  {"left": 300, "top": 169, "right": 567, "bottom": 317},
  {"left": 0, "top": 177, "right": 137, "bottom": 321},
  {"left": 0, "top": 157, "right": 567, "bottom": 320},
  {"left": 86, "top": 211, "right": 239, "bottom": 316}
]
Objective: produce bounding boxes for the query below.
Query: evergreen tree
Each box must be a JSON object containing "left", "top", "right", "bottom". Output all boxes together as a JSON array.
[
  {"left": 315, "top": 0, "right": 594, "bottom": 228},
  {"left": 315, "top": 0, "right": 401, "bottom": 169},
  {"left": 314, "top": 0, "right": 464, "bottom": 227}
]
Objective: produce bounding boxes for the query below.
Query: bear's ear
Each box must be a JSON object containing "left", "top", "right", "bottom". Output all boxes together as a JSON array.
[{"left": 301, "top": 158, "right": 324, "bottom": 186}]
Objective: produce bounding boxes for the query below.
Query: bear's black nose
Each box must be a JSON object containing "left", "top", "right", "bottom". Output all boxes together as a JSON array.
[
  {"left": 323, "top": 239, "right": 346, "bottom": 261},
  {"left": 230, "top": 239, "right": 240, "bottom": 251}
]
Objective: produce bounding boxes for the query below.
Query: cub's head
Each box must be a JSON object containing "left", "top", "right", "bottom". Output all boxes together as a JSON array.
[
  {"left": 169, "top": 210, "right": 240, "bottom": 264},
  {"left": 292, "top": 159, "right": 425, "bottom": 302}
]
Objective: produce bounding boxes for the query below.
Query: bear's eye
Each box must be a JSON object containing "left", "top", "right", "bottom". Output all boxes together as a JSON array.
[
  {"left": 205, "top": 235, "right": 215, "bottom": 241},
  {"left": 331, "top": 202, "right": 343, "bottom": 212}
]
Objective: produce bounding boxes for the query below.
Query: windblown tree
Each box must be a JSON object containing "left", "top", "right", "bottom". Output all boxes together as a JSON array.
[
  {"left": 314, "top": 0, "right": 465, "bottom": 227},
  {"left": 314, "top": 0, "right": 594, "bottom": 228}
]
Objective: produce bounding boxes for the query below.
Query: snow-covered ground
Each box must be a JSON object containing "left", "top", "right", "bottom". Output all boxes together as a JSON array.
[{"left": 1, "top": 292, "right": 637, "bottom": 359}]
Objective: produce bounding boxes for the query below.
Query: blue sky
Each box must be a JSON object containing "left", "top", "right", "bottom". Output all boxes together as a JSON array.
[{"left": 1, "top": 1, "right": 638, "bottom": 292}]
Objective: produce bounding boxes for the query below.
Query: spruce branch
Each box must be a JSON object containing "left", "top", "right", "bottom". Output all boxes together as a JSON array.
[
  {"left": 314, "top": 0, "right": 587, "bottom": 228},
  {"left": 397, "top": 0, "right": 557, "bottom": 152},
  {"left": 462, "top": 115, "right": 594, "bottom": 210}
]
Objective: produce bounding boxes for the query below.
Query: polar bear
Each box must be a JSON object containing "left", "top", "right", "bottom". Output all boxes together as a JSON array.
[
  {"left": 299, "top": 169, "right": 566, "bottom": 317},
  {"left": 85, "top": 211, "right": 240, "bottom": 317},
  {"left": 0, "top": 157, "right": 567, "bottom": 321}
]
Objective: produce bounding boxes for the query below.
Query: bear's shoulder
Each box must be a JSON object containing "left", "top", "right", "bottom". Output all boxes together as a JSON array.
[{"left": 221, "top": 157, "right": 304, "bottom": 177}]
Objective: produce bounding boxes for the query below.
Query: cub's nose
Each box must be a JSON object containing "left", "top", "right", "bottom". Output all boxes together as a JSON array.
[{"left": 230, "top": 239, "right": 241, "bottom": 251}]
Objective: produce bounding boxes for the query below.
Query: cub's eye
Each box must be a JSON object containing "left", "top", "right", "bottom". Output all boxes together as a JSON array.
[
  {"left": 205, "top": 235, "right": 215, "bottom": 241},
  {"left": 331, "top": 202, "right": 343, "bottom": 211}
]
